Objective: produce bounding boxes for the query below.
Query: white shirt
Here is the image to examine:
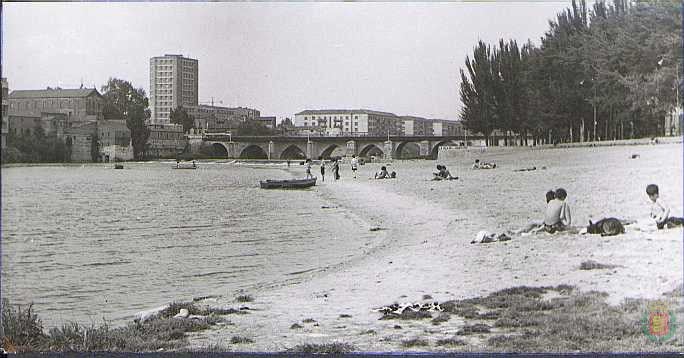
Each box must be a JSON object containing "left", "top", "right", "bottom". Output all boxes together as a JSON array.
[{"left": 350, "top": 157, "right": 358, "bottom": 169}]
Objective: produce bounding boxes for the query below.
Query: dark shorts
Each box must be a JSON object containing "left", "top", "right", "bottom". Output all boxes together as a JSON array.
[
  {"left": 657, "top": 217, "right": 684, "bottom": 230},
  {"left": 543, "top": 223, "right": 565, "bottom": 234}
]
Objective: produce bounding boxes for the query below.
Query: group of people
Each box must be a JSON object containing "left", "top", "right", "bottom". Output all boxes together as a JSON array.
[
  {"left": 374, "top": 166, "right": 396, "bottom": 179},
  {"left": 305, "top": 158, "right": 343, "bottom": 181},
  {"left": 514, "top": 183, "right": 683, "bottom": 235}
]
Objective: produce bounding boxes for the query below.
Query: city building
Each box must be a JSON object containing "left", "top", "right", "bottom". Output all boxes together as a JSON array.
[
  {"left": 8, "top": 87, "right": 104, "bottom": 124},
  {"left": 256, "top": 116, "right": 276, "bottom": 129},
  {"left": 7, "top": 112, "right": 68, "bottom": 138},
  {"left": 64, "top": 122, "right": 98, "bottom": 162},
  {"left": 294, "top": 109, "right": 401, "bottom": 136},
  {"left": 294, "top": 109, "right": 464, "bottom": 137},
  {"left": 97, "top": 119, "right": 133, "bottom": 162},
  {"left": 146, "top": 123, "right": 186, "bottom": 158},
  {"left": 184, "top": 105, "right": 260, "bottom": 132},
  {"left": 149, "top": 54, "right": 199, "bottom": 125},
  {"left": 1, "top": 78, "right": 8, "bottom": 148}
]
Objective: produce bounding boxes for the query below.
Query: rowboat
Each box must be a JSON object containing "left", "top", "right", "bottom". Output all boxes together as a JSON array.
[
  {"left": 173, "top": 163, "right": 198, "bottom": 170},
  {"left": 260, "top": 178, "right": 317, "bottom": 189},
  {"left": 114, "top": 164, "right": 124, "bottom": 169}
]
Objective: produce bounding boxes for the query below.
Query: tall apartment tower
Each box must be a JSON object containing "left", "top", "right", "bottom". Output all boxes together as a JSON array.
[{"left": 149, "top": 54, "right": 199, "bottom": 124}]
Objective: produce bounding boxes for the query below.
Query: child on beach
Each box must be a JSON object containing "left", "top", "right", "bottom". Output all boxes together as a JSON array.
[
  {"left": 333, "top": 160, "right": 340, "bottom": 180},
  {"left": 320, "top": 161, "right": 326, "bottom": 182},
  {"left": 350, "top": 155, "right": 359, "bottom": 178},
  {"left": 543, "top": 188, "right": 571, "bottom": 233},
  {"left": 646, "top": 184, "right": 684, "bottom": 229},
  {"left": 305, "top": 159, "right": 313, "bottom": 179}
]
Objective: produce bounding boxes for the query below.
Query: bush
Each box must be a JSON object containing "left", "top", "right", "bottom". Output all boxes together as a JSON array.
[
  {"left": 401, "top": 338, "right": 429, "bottom": 348},
  {"left": 235, "top": 295, "right": 253, "bottom": 303},
  {"left": 2, "top": 299, "right": 45, "bottom": 352},
  {"left": 287, "top": 342, "right": 356, "bottom": 353}
]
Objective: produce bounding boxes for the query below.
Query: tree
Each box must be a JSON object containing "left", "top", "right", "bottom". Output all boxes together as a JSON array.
[
  {"left": 235, "top": 120, "right": 274, "bottom": 136},
  {"left": 101, "top": 78, "right": 150, "bottom": 159},
  {"left": 170, "top": 106, "right": 195, "bottom": 133}
]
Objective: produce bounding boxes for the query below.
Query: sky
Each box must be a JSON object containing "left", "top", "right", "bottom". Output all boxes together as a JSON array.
[{"left": 3, "top": 2, "right": 580, "bottom": 121}]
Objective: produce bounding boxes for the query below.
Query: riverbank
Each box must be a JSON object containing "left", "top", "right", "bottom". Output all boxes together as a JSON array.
[{"left": 184, "top": 142, "right": 683, "bottom": 352}]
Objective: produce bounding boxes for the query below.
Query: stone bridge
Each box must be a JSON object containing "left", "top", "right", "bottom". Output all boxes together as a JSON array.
[{"left": 189, "top": 134, "right": 485, "bottom": 160}]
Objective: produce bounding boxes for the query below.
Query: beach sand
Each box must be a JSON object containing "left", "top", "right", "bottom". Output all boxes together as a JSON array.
[{"left": 188, "top": 143, "right": 683, "bottom": 351}]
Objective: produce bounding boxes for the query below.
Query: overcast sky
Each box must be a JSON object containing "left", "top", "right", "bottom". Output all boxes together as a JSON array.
[{"left": 3, "top": 2, "right": 579, "bottom": 120}]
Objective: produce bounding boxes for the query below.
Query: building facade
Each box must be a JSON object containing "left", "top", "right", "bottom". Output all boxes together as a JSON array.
[
  {"left": 64, "top": 122, "right": 97, "bottom": 162},
  {"left": 7, "top": 112, "right": 68, "bottom": 138},
  {"left": 294, "top": 109, "right": 463, "bottom": 137},
  {"left": 8, "top": 88, "right": 104, "bottom": 124},
  {"left": 97, "top": 119, "right": 133, "bottom": 162},
  {"left": 185, "top": 105, "right": 260, "bottom": 132},
  {"left": 1, "top": 78, "right": 8, "bottom": 148},
  {"left": 146, "top": 123, "right": 186, "bottom": 158},
  {"left": 149, "top": 54, "right": 199, "bottom": 125}
]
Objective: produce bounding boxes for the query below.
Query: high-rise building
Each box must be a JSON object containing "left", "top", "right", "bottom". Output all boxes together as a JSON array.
[{"left": 149, "top": 54, "right": 198, "bottom": 125}]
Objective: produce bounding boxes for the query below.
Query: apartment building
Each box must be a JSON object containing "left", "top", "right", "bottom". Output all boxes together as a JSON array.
[{"left": 149, "top": 54, "right": 198, "bottom": 125}]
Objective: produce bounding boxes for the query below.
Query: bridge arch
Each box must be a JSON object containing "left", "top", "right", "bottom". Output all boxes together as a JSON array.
[
  {"left": 280, "top": 144, "right": 306, "bottom": 160},
  {"left": 394, "top": 141, "right": 421, "bottom": 159},
  {"left": 358, "top": 144, "right": 384, "bottom": 159},
  {"left": 319, "top": 144, "right": 342, "bottom": 159},
  {"left": 212, "top": 143, "right": 228, "bottom": 158},
  {"left": 429, "top": 140, "right": 458, "bottom": 159},
  {"left": 240, "top": 144, "right": 268, "bottom": 159}
]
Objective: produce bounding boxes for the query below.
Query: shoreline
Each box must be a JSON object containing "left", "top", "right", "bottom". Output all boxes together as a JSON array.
[{"left": 185, "top": 146, "right": 684, "bottom": 351}]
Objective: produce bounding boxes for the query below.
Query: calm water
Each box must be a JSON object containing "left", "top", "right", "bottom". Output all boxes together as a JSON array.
[{"left": 1, "top": 162, "right": 375, "bottom": 327}]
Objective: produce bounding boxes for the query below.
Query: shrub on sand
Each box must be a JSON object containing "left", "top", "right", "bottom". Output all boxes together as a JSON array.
[
  {"left": 456, "top": 324, "right": 491, "bottom": 335},
  {"left": 2, "top": 299, "right": 45, "bottom": 352},
  {"left": 287, "top": 342, "right": 356, "bottom": 353},
  {"left": 431, "top": 313, "right": 451, "bottom": 325},
  {"left": 579, "top": 260, "right": 617, "bottom": 270},
  {"left": 379, "top": 310, "right": 432, "bottom": 320},
  {"left": 236, "top": 295, "right": 254, "bottom": 303},
  {"left": 230, "top": 335, "right": 254, "bottom": 344},
  {"left": 401, "top": 337, "right": 429, "bottom": 348},
  {"left": 436, "top": 337, "right": 467, "bottom": 347}
]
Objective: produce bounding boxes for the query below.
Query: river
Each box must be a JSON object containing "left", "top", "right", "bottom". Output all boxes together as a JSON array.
[{"left": 1, "top": 161, "right": 376, "bottom": 328}]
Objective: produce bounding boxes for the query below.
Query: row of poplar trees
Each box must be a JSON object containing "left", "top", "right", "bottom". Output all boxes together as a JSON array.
[{"left": 459, "top": 0, "right": 681, "bottom": 145}]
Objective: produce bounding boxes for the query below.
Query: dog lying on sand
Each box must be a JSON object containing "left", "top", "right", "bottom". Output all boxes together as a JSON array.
[{"left": 586, "top": 218, "right": 626, "bottom": 236}]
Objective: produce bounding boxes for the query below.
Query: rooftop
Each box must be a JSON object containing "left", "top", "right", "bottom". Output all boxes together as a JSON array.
[
  {"left": 296, "top": 109, "right": 397, "bottom": 117},
  {"left": 9, "top": 88, "right": 101, "bottom": 99}
]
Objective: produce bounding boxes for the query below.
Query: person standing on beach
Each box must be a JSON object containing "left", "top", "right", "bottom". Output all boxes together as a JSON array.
[
  {"left": 320, "top": 160, "right": 326, "bottom": 182},
  {"left": 350, "top": 155, "right": 359, "bottom": 178},
  {"left": 333, "top": 159, "right": 340, "bottom": 180},
  {"left": 305, "top": 159, "right": 313, "bottom": 179}
]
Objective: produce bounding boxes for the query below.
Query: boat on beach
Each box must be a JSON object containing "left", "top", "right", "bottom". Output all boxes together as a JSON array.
[{"left": 260, "top": 178, "right": 317, "bottom": 189}]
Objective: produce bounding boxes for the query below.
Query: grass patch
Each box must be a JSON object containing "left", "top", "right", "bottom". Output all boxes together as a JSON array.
[
  {"left": 360, "top": 329, "right": 377, "bottom": 335},
  {"left": 235, "top": 295, "right": 254, "bottom": 303},
  {"left": 456, "top": 323, "right": 491, "bottom": 335},
  {"left": 401, "top": 337, "right": 429, "bottom": 348},
  {"left": 431, "top": 313, "right": 451, "bottom": 325},
  {"left": 379, "top": 310, "right": 432, "bottom": 320},
  {"left": 290, "top": 323, "right": 303, "bottom": 329},
  {"left": 422, "top": 294, "right": 433, "bottom": 300},
  {"left": 230, "top": 335, "right": 254, "bottom": 344},
  {"left": 435, "top": 337, "right": 467, "bottom": 347},
  {"left": 160, "top": 301, "right": 245, "bottom": 318},
  {"left": 302, "top": 318, "right": 317, "bottom": 323},
  {"left": 287, "top": 342, "right": 356, "bottom": 353},
  {"left": 579, "top": 260, "right": 618, "bottom": 270},
  {"left": 2, "top": 298, "right": 223, "bottom": 352}
]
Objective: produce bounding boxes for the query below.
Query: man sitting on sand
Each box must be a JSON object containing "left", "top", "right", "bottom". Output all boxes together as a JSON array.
[
  {"left": 433, "top": 165, "right": 457, "bottom": 180},
  {"left": 544, "top": 188, "right": 571, "bottom": 233},
  {"left": 510, "top": 190, "right": 556, "bottom": 235},
  {"left": 646, "top": 184, "right": 684, "bottom": 229}
]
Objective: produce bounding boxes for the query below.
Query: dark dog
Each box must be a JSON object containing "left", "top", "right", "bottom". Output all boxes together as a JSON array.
[{"left": 587, "top": 218, "right": 625, "bottom": 236}]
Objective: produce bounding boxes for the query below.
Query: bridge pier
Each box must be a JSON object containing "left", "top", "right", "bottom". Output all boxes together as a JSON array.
[
  {"left": 306, "top": 140, "right": 314, "bottom": 160},
  {"left": 346, "top": 140, "right": 356, "bottom": 157},
  {"left": 383, "top": 140, "right": 393, "bottom": 160},
  {"left": 268, "top": 141, "right": 274, "bottom": 160},
  {"left": 419, "top": 140, "right": 431, "bottom": 157}
]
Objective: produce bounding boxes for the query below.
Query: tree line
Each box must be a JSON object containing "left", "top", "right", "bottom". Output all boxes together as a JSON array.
[{"left": 459, "top": 0, "right": 681, "bottom": 145}]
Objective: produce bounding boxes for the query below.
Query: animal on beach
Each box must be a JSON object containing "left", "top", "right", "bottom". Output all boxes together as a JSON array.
[{"left": 587, "top": 218, "right": 625, "bottom": 236}]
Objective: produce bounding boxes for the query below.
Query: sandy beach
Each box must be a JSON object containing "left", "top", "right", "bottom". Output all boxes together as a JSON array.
[{"left": 187, "top": 143, "right": 683, "bottom": 352}]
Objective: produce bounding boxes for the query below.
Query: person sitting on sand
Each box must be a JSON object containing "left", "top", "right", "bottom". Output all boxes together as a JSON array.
[
  {"left": 646, "top": 184, "right": 684, "bottom": 229},
  {"left": 375, "top": 166, "right": 390, "bottom": 179},
  {"left": 510, "top": 190, "right": 556, "bottom": 234},
  {"left": 472, "top": 159, "right": 480, "bottom": 169},
  {"left": 544, "top": 188, "right": 571, "bottom": 233},
  {"left": 433, "top": 165, "right": 457, "bottom": 180}
]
